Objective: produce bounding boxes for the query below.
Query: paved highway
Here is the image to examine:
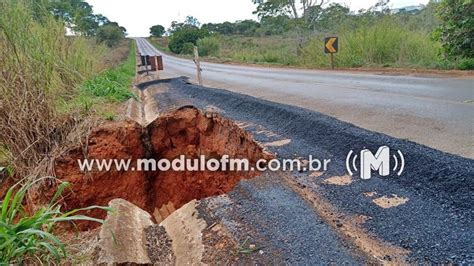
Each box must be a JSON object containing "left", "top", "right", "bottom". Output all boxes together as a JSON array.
[{"left": 135, "top": 38, "right": 474, "bottom": 158}]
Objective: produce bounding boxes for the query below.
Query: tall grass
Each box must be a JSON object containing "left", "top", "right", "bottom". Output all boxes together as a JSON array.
[
  {"left": 161, "top": 16, "right": 442, "bottom": 69},
  {"left": 0, "top": 177, "right": 109, "bottom": 264},
  {"left": 60, "top": 40, "right": 137, "bottom": 121},
  {"left": 300, "top": 17, "right": 440, "bottom": 68},
  {"left": 219, "top": 19, "right": 440, "bottom": 68},
  {"left": 197, "top": 36, "right": 220, "bottom": 56},
  {"left": 0, "top": 0, "right": 104, "bottom": 175},
  {"left": 79, "top": 41, "right": 136, "bottom": 103},
  {"left": 218, "top": 36, "right": 298, "bottom": 65}
]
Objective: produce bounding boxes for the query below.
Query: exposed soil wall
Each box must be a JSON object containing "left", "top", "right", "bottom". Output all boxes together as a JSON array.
[{"left": 50, "top": 106, "right": 269, "bottom": 230}]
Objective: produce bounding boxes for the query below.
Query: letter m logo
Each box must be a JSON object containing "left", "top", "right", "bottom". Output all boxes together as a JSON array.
[{"left": 360, "top": 146, "right": 390, "bottom": 179}]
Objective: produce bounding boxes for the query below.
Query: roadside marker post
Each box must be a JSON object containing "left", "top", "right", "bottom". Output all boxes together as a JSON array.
[
  {"left": 150, "top": 55, "right": 163, "bottom": 79},
  {"left": 141, "top": 55, "right": 150, "bottom": 75},
  {"left": 154, "top": 56, "right": 159, "bottom": 79},
  {"left": 324, "top": 37, "right": 338, "bottom": 70},
  {"left": 193, "top": 46, "right": 203, "bottom": 86}
]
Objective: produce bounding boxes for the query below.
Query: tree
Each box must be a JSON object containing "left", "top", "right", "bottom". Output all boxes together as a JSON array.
[
  {"left": 168, "top": 16, "right": 200, "bottom": 33},
  {"left": 218, "top": 22, "right": 236, "bottom": 34},
  {"left": 435, "top": 0, "right": 474, "bottom": 58},
  {"left": 252, "top": 0, "right": 324, "bottom": 18},
  {"left": 252, "top": 0, "right": 297, "bottom": 18},
  {"left": 235, "top": 20, "right": 261, "bottom": 35},
  {"left": 305, "top": 3, "right": 350, "bottom": 31},
  {"left": 150, "top": 25, "right": 165, "bottom": 37},
  {"left": 184, "top": 16, "right": 201, "bottom": 27},
  {"left": 201, "top": 23, "right": 219, "bottom": 32},
  {"left": 47, "top": 0, "right": 115, "bottom": 36},
  {"left": 168, "top": 27, "right": 209, "bottom": 54},
  {"left": 97, "top": 23, "right": 126, "bottom": 47},
  {"left": 260, "top": 15, "right": 292, "bottom": 35}
]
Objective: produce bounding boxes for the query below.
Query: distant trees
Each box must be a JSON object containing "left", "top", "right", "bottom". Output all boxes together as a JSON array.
[
  {"left": 168, "top": 16, "right": 209, "bottom": 54},
  {"left": 202, "top": 20, "right": 260, "bottom": 36},
  {"left": 304, "top": 3, "right": 350, "bottom": 31},
  {"left": 165, "top": 1, "right": 448, "bottom": 40},
  {"left": 251, "top": 0, "right": 325, "bottom": 19},
  {"left": 150, "top": 25, "right": 165, "bottom": 37},
  {"left": 252, "top": 0, "right": 297, "bottom": 18},
  {"left": 235, "top": 20, "right": 261, "bottom": 35},
  {"left": 184, "top": 16, "right": 201, "bottom": 27},
  {"left": 96, "top": 22, "right": 127, "bottom": 47},
  {"left": 161, "top": 0, "right": 472, "bottom": 69},
  {"left": 47, "top": 0, "right": 127, "bottom": 46}
]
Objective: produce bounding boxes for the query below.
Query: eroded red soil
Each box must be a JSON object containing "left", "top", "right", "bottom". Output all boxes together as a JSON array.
[{"left": 49, "top": 106, "right": 269, "bottom": 229}]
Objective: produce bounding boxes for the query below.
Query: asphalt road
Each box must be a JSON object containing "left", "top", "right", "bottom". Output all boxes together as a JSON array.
[
  {"left": 135, "top": 38, "right": 474, "bottom": 158},
  {"left": 139, "top": 77, "right": 473, "bottom": 263}
]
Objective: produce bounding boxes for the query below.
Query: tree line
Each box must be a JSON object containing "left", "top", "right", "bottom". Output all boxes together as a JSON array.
[
  {"left": 149, "top": 0, "right": 473, "bottom": 65},
  {"left": 47, "top": 0, "right": 127, "bottom": 47}
]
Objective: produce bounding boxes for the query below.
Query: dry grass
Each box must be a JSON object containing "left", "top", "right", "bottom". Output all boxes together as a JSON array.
[
  {"left": 102, "top": 40, "right": 133, "bottom": 68},
  {"left": 0, "top": 0, "right": 104, "bottom": 177}
]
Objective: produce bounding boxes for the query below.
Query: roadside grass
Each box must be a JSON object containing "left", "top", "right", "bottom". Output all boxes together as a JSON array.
[
  {"left": 1, "top": 1, "right": 136, "bottom": 175},
  {"left": 149, "top": 37, "right": 171, "bottom": 53},
  {"left": 155, "top": 15, "right": 470, "bottom": 70},
  {"left": 154, "top": 32, "right": 443, "bottom": 69},
  {"left": 299, "top": 18, "right": 440, "bottom": 69},
  {"left": 217, "top": 35, "right": 298, "bottom": 65},
  {"left": 0, "top": 177, "right": 110, "bottom": 264},
  {"left": 216, "top": 22, "right": 440, "bottom": 69},
  {"left": 0, "top": 0, "right": 105, "bottom": 175},
  {"left": 0, "top": 1, "right": 133, "bottom": 264},
  {"left": 63, "top": 40, "right": 137, "bottom": 116}
]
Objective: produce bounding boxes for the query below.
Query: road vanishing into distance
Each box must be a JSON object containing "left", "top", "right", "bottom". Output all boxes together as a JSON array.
[{"left": 136, "top": 38, "right": 474, "bottom": 158}]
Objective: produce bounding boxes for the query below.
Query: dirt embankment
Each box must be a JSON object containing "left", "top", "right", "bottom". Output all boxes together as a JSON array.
[{"left": 46, "top": 106, "right": 270, "bottom": 229}]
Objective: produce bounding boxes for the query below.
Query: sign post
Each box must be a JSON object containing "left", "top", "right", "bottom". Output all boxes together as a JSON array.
[
  {"left": 193, "top": 46, "right": 203, "bottom": 86},
  {"left": 324, "top": 37, "right": 338, "bottom": 70}
]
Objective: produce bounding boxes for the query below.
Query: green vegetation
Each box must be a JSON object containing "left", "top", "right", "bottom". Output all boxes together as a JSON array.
[
  {"left": 0, "top": 0, "right": 135, "bottom": 173},
  {"left": 0, "top": 178, "right": 109, "bottom": 264},
  {"left": 168, "top": 22, "right": 209, "bottom": 54},
  {"left": 0, "top": 0, "right": 104, "bottom": 174},
  {"left": 79, "top": 41, "right": 136, "bottom": 103},
  {"left": 149, "top": 37, "right": 171, "bottom": 53},
  {"left": 300, "top": 17, "right": 440, "bottom": 68},
  {"left": 47, "top": 0, "right": 127, "bottom": 46},
  {"left": 97, "top": 22, "right": 127, "bottom": 47},
  {"left": 150, "top": 24, "right": 166, "bottom": 37},
  {"left": 434, "top": 0, "right": 473, "bottom": 59},
  {"left": 197, "top": 36, "right": 220, "bottom": 56},
  {"left": 216, "top": 36, "right": 298, "bottom": 65},
  {"left": 160, "top": 1, "right": 473, "bottom": 70},
  {"left": 1, "top": 0, "right": 134, "bottom": 263}
]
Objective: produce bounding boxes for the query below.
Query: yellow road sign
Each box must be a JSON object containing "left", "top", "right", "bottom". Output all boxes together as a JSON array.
[{"left": 324, "top": 37, "right": 338, "bottom": 53}]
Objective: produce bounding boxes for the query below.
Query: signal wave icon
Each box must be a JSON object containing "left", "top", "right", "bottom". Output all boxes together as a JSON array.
[{"left": 346, "top": 146, "right": 405, "bottom": 180}]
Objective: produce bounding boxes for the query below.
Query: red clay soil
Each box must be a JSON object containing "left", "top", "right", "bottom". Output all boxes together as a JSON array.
[{"left": 47, "top": 106, "right": 269, "bottom": 230}]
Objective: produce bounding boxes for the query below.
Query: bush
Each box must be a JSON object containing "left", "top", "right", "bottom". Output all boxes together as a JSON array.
[
  {"left": 0, "top": 177, "right": 110, "bottom": 264},
  {"left": 168, "top": 27, "right": 209, "bottom": 54},
  {"left": 197, "top": 36, "right": 220, "bottom": 56},
  {"left": 435, "top": 0, "right": 474, "bottom": 58},
  {"left": 457, "top": 58, "right": 474, "bottom": 70},
  {"left": 97, "top": 23, "right": 126, "bottom": 47},
  {"left": 182, "top": 42, "right": 195, "bottom": 55}
]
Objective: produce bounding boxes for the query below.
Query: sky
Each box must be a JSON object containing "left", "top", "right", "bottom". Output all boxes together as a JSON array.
[{"left": 86, "top": 0, "right": 430, "bottom": 37}]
